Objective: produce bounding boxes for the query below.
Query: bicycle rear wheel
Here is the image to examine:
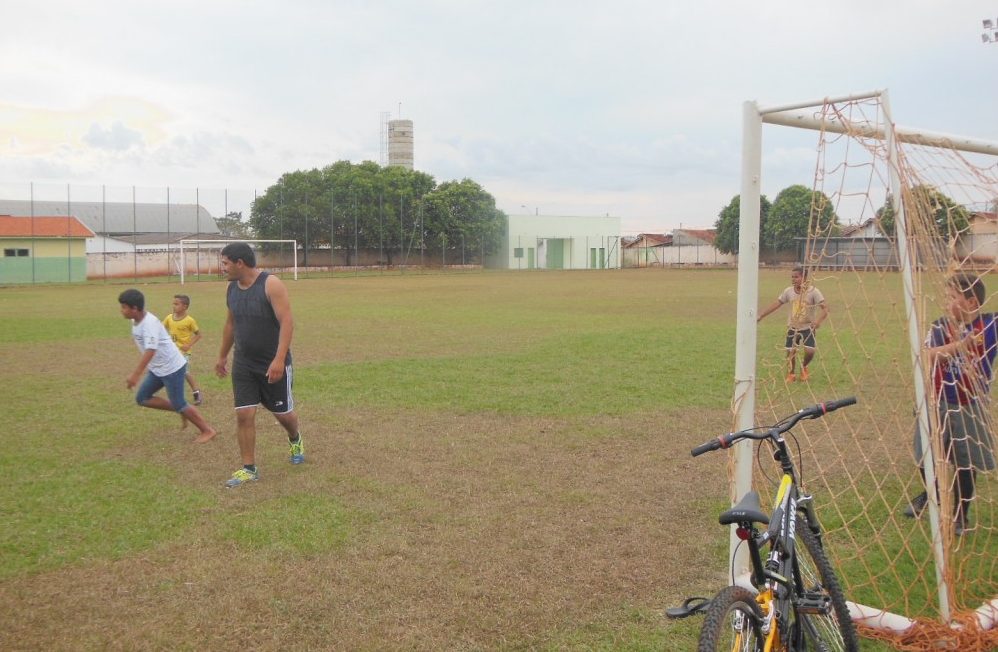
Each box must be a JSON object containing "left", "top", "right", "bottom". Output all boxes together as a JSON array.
[
  {"left": 793, "top": 514, "right": 859, "bottom": 652},
  {"left": 697, "top": 585, "right": 764, "bottom": 652}
]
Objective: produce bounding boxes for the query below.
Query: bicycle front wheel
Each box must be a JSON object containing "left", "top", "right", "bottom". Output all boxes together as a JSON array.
[
  {"left": 697, "top": 585, "right": 764, "bottom": 652},
  {"left": 793, "top": 514, "right": 860, "bottom": 652}
]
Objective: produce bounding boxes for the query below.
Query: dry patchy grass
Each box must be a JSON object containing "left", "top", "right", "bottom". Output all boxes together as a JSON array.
[
  {"left": 1, "top": 270, "right": 745, "bottom": 651},
  {"left": 1, "top": 268, "right": 927, "bottom": 651},
  {"left": 1, "top": 405, "right": 732, "bottom": 650}
]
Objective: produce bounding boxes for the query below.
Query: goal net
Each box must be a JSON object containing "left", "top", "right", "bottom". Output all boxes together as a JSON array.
[
  {"left": 177, "top": 239, "right": 298, "bottom": 284},
  {"left": 735, "top": 91, "right": 998, "bottom": 650}
]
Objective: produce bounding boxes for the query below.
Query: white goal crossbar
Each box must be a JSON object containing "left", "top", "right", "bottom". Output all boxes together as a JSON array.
[
  {"left": 178, "top": 239, "right": 298, "bottom": 285},
  {"left": 758, "top": 89, "right": 998, "bottom": 156}
]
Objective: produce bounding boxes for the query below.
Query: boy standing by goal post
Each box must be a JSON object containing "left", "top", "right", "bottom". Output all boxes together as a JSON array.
[{"left": 757, "top": 266, "right": 829, "bottom": 382}]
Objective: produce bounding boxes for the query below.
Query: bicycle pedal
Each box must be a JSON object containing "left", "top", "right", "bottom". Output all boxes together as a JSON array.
[
  {"left": 665, "top": 596, "right": 711, "bottom": 619},
  {"left": 796, "top": 592, "right": 832, "bottom": 615}
]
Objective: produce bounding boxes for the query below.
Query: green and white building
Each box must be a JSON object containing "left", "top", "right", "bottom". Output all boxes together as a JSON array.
[
  {"left": 0, "top": 215, "right": 94, "bottom": 284},
  {"left": 492, "top": 214, "right": 621, "bottom": 270}
]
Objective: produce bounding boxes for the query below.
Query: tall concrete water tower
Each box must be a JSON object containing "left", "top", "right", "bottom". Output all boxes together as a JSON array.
[{"left": 387, "top": 119, "right": 414, "bottom": 169}]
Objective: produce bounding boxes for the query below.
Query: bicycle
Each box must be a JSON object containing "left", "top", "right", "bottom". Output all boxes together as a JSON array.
[{"left": 677, "top": 397, "right": 860, "bottom": 652}]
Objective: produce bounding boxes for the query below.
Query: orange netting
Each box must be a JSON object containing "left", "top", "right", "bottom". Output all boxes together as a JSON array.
[{"left": 744, "top": 95, "right": 998, "bottom": 651}]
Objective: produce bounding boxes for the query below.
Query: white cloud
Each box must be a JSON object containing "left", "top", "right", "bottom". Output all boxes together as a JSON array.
[
  {"left": 2, "top": 0, "right": 997, "bottom": 231},
  {"left": 83, "top": 121, "right": 144, "bottom": 151}
]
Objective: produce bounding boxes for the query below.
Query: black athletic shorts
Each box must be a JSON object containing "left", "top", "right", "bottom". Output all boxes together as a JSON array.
[
  {"left": 232, "top": 363, "right": 295, "bottom": 414},
  {"left": 785, "top": 328, "right": 816, "bottom": 349}
]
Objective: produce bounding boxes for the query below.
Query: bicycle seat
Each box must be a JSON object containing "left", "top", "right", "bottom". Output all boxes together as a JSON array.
[{"left": 719, "top": 491, "right": 770, "bottom": 525}]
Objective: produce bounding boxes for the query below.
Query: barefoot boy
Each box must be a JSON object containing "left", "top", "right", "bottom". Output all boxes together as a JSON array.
[{"left": 119, "top": 289, "right": 217, "bottom": 444}]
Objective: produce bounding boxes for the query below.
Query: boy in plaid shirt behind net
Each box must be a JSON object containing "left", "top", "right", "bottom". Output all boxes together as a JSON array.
[{"left": 904, "top": 273, "right": 998, "bottom": 536}]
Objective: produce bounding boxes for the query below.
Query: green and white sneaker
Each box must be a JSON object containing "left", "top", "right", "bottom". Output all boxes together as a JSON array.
[
  {"left": 289, "top": 435, "right": 305, "bottom": 465},
  {"left": 225, "top": 467, "right": 259, "bottom": 488}
]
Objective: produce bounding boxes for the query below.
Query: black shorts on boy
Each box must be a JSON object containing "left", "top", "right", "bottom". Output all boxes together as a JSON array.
[{"left": 785, "top": 327, "right": 816, "bottom": 349}]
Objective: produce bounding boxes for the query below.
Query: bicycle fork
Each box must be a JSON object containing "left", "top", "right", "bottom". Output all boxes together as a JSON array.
[
  {"left": 754, "top": 588, "right": 780, "bottom": 650},
  {"left": 734, "top": 523, "right": 784, "bottom": 648},
  {"left": 736, "top": 476, "right": 799, "bottom": 648}
]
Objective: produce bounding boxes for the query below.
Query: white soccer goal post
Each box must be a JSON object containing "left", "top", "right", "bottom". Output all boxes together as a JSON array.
[
  {"left": 735, "top": 89, "right": 998, "bottom": 649},
  {"left": 178, "top": 239, "right": 298, "bottom": 285}
]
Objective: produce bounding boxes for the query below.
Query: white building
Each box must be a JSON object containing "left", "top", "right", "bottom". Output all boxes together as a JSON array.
[
  {"left": 492, "top": 214, "right": 621, "bottom": 270},
  {"left": 961, "top": 211, "right": 998, "bottom": 265}
]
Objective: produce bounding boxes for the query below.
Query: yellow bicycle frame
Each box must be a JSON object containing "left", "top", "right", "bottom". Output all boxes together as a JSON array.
[
  {"left": 774, "top": 473, "right": 793, "bottom": 508},
  {"left": 760, "top": 473, "right": 794, "bottom": 651},
  {"left": 756, "top": 588, "right": 780, "bottom": 651}
]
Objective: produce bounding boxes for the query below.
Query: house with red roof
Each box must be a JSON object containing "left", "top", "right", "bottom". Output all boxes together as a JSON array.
[
  {"left": 0, "top": 215, "right": 95, "bottom": 283},
  {"left": 622, "top": 233, "right": 671, "bottom": 267},
  {"left": 622, "top": 228, "right": 735, "bottom": 267}
]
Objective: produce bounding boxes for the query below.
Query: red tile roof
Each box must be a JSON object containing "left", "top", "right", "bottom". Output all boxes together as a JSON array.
[
  {"left": 623, "top": 233, "right": 671, "bottom": 247},
  {"left": 679, "top": 228, "right": 716, "bottom": 244},
  {"left": 0, "top": 215, "right": 95, "bottom": 238}
]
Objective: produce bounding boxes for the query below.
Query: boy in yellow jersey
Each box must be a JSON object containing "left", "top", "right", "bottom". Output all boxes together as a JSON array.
[{"left": 163, "top": 294, "right": 204, "bottom": 405}]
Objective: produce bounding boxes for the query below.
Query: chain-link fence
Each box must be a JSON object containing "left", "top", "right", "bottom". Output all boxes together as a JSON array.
[{"left": 0, "top": 182, "right": 490, "bottom": 284}]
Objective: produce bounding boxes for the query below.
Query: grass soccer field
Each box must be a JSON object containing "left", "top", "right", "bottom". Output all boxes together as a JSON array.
[{"left": 1, "top": 268, "right": 900, "bottom": 650}]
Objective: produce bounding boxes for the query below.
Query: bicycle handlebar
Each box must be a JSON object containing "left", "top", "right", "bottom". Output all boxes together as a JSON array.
[
  {"left": 820, "top": 396, "right": 857, "bottom": 413},
  {"left": 691, "top": 397, "right": 857, "bottom": 457}
]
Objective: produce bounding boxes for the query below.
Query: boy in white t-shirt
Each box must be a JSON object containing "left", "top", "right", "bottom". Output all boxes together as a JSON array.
[
  {"left": 119, "top": 289, "right": 217, "bottom": 443},
  {"left": 757, "top": 266, "right": 830, "bottom": 383}
]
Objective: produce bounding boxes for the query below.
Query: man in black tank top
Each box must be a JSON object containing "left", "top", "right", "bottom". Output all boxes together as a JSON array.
[{"left": 215, "top": 242, "right": 305, "bottom": 488}]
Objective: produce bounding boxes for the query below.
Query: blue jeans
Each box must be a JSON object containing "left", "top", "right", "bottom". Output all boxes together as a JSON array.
[{"left": 135, "top": 363, "right": 189, "bottom": 412}]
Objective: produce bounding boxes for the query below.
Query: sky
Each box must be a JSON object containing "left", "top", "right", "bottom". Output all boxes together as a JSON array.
[{"left": 2, "top": 1, "right": 997, "bottom": 234}]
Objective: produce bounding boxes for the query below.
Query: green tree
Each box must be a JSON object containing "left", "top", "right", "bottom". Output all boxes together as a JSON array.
[
  {"left": 249, "top": 162, "right": 503, "bottom": 266},
  {"left": 249, "top": 168, "right": 327, "bottom": 264},
  {"left": 876, "top": 186, "right": 969, "bottom": 240},
  {"left": 249, "top": 162, "right": 436, "bottom": 264},
  {"left": 713, "top": 194, "right": 771, "bottom": 254},
  {"left": 374, "top": 164, "right": 436, "bottom": 264},
  {"left": 421, "top": 179, "right": 506, "bottom": 261},
  {"left": 215, "top": 211, "right": 253, "bottom": 238},
  {"left": 764, "top": 185, "right": 838, "bottom": 251},
  {"left": 875, "top": 195, "right": 896, "bottom": 236}
]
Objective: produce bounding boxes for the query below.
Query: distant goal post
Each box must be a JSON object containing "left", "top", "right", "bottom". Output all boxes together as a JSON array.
[{"left": 178, "top": 239, "right": 298, "bottom": 284}]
